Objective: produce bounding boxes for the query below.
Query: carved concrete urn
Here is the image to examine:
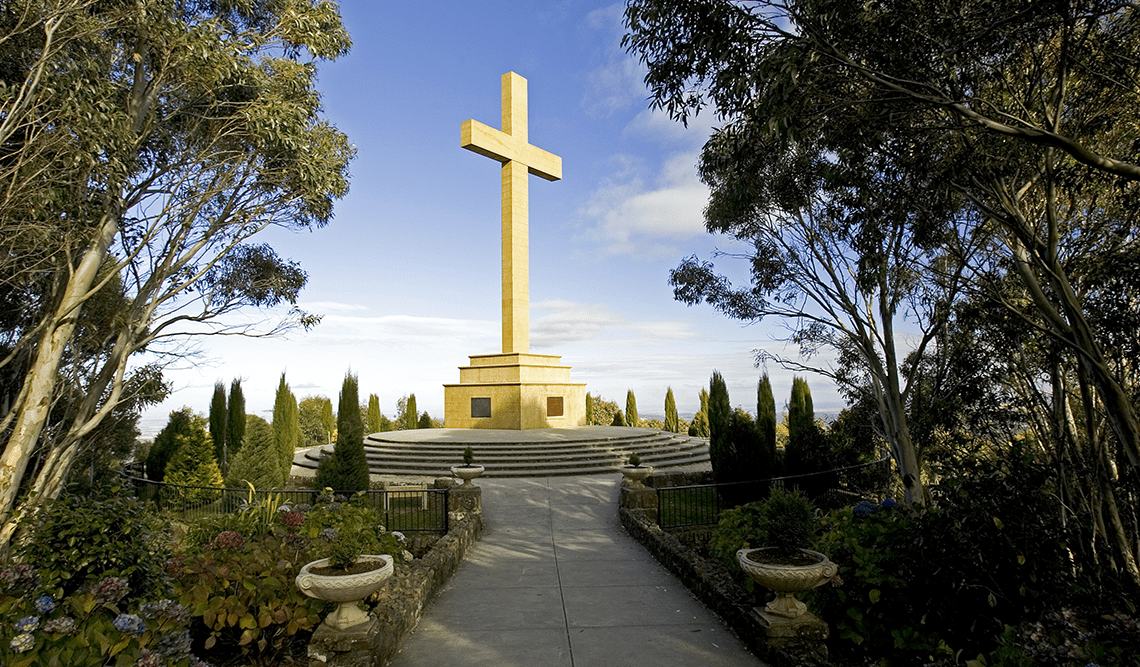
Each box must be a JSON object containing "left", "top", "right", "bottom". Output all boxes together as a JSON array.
[
  {"left": 737, "top": 548, "right": 838, "bottom": 619},
  {"left": 450, "top": 464, "right": 484, "bottom": 487},
  {"left": 618, "top": 465, "right": 654, "bottom": 489},
  {"left": 296, "top": 555, "right": 394, "bottom": 630}
]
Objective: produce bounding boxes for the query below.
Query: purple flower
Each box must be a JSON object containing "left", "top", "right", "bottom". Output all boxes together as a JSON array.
[
  {"left": 33, "top": 594, "right": 55, "bottom": 614},
  {"left": 0, "top": 564, "right": 39, "bottom": 594},
  {"left": 9, "top": 632, "right": 33, "bottom": 653},
  {"left": 140, "top": 599, "right": 189, "bottom": 625},
  {"left": 113, "top": 613, "right": 147, "bottom": 636},
  {"left": 15, "top": 615, "right": 39, "bottom": 633},
  {"left": 92, "top": 576, "right": 130, "bottom": 604},
  {"left": 42, "top": 616, "right": 77, "bottom": 634},
  {"left": 880, "top": 498, "right": 899, "bottom": 510},
  {"left": 134, "top": 649, "right": 163, "bottom": 667},
  {"left": 155, "top": 629, "right": 192, "bottom": 657},
  {"left": 211, "top": 530, "right": 244, "bottom": 550},
  {"left": 853, "top": 500, "right": 878, "bottom": 517}
]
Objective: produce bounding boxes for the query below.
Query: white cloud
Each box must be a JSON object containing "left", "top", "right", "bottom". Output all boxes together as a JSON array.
[
  {"left": 581, "top": 151, "right": 709, "bottom": 257},
  {"left": 530, "top": 300, "right": 698, "bottom": 349}
]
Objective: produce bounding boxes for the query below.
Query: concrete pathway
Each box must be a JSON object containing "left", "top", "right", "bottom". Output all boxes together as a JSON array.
[{"left": 388, "top": 475, "right": 764, "bottom": 667}]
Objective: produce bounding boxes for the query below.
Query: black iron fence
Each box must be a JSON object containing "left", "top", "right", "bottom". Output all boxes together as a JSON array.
[
  {"left": 656, "top": 455, "right": 893, "bottom": 530},
  {"left": 122, "top": 473, "right": 449, "bottom": 533}
]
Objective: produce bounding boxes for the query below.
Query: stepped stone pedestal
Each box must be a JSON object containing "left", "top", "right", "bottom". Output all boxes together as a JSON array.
[{"left": 444, "top": 353, "right": 585, "bottom": 429}]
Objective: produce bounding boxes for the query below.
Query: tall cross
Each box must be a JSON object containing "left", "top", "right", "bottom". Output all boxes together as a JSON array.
[{"left": 461, "top": 72, "right": 562, "bottom": 354}]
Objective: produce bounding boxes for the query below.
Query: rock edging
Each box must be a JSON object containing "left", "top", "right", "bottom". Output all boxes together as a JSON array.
[{"left": 618, "top": 506, "right": 766, "bottom": 657}]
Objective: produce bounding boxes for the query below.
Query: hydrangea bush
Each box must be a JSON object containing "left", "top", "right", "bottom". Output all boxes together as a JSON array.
[{"left": 0, "top": 570, "right": 206, "bottom": 667}]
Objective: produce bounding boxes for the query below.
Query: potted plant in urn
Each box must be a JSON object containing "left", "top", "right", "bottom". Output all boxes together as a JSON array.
[
  {"left": 295, "top": 490, "right": 398, "bottom": 630},
  {"left": 450, "top": 447, "right": 484, "bottom": 487},
  {"left": 736, "top": 486, "right": 837, "bottom": 619},
  {"left": 619, "top": 452, "right": 653, "bottom": 488}
]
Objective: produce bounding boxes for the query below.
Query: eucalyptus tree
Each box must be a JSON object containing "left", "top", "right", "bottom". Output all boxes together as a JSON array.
[
  {"left": 0, "top": 0, "right": 354, "bottom": 547},
  {"left": 625, "top": 0, "right": 1140, "bottom": 511}
]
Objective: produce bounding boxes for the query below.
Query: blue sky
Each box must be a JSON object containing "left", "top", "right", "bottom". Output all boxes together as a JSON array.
[{"left": 141, "top": 1, "right": 845, "bottom": 433}]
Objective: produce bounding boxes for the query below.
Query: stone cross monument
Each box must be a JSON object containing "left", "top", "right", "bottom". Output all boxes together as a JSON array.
[
  {"left": 460, "top": 72, "right": 561, "bottom": 354},
  {"left": 444, "top": 72, "right": 586, "bottom": 429}
]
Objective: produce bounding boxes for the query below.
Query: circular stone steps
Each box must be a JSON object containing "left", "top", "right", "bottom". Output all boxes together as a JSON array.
[{"left": 292, "top": 426, "right": 709, "bottom": 477}]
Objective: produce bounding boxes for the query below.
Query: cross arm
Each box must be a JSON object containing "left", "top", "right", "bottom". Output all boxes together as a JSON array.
[{"left": 461, "top": 119, "right": 562, "bottom": 182}]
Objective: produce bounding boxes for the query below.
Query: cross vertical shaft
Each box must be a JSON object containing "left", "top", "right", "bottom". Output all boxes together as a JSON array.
[{"left": 462, "top": 72, "right": 562, "bottom": 355}]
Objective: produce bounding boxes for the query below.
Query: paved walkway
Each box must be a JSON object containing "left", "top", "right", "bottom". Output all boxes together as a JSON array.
[{"left": 388, "top": 475, "right": 764, "bottom": 667}]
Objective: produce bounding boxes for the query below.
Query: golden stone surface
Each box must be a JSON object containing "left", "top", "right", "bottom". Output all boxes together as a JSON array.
[{"left": 447, "top": 73, "right": 583, "bottom": 430}]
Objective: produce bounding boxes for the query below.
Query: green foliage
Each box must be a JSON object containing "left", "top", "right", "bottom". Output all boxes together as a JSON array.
[
  {"left": 417, "top": 411, "right": 433, "bottom": 429},
  {"left": 708, "top": 371, "right": 733, "bottom": 483},
  {"left": 16, "top": 485, "right": 170, "bottom": 601},
  {"left": 171, "top": 532, "right": 322, "bottom": 656},
  {"left": 688, "top": 410, "right": 709, "bottom": 437},
  {"left": 625, "top": 390, "right": 638, "bottom": 427},
  {"left": 299, "top": 497, "right": 402, "bottom": 569},
  {"left": 756, "top": 373, "right": 777, "bottom": 470},
  {"left": 299, "top": 395, "right": 333, "bottom": 447},
  {"left": 709, "top": 487, "right": 816, "bottom": 569},
  {"left": 589, "top": 395, "right": 621, "bottom": 426},
  {"left": 315, "top": 372, "right": 369, "bottom": 492},
  {"left": 405, "top": 394, "right": 417, "bottom": 430},
  {"left": 664, "top": 387, "right": 679, "bottom": 432},
  {"left": 226, "top": 415, "right": 282, "bottom": 490},
  {"left": 0, "top": 581, "right": 194, "bottom": 667},
  {"left": 627, "top": 452, "right": 642, "bottom": 467},
  {"left": 225, "top": 378, "right": 246, "bottom": 474},
  {"left": 146, "top": 408, "right": 203, "bottom": 483},
  {"left": 585, "top": 393, "right": 595, "bottom": 423},
  {"left": 162, "top": 419, "right": 223, "bottom": 507},
  {"left": 812, "top": 459, "right": 1077, "bottom": 663},
  {"left": 788, "top": 377, "right": 814, "bottom": 442},
  {"left": 272, "top": 373, "right": 300, "bottom": 482},
  {"left": 366, "top": 393, "right": 382, "bottom": 433},
  {"left": 210, "top": 381, "right": 228, "bottom": 470},
  {"left": 463, "top": 447, "right": 475, "bottom": 466},
  {"left": 611, "top": 410, "right": 626, "bottom": 426}
]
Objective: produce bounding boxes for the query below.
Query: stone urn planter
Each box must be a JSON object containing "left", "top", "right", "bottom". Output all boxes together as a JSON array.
[
  {"left": 737, "top": 547, "right": 837, "bottom": 619},
  {"left": 296, "top": 555, "right": 394, "bottom": 630},
  {"left": 619, "top": 464, "right": 654, "bottom": 489},
  {"left": 450, "top": 464, "right": 484, "bottom": 487}
]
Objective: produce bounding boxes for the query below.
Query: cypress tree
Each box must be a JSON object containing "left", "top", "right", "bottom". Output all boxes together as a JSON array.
[
  {"left": 147, "top": 408, "right": 201, "bottom": 482},
  {"left": 585, "top": 393, "right": 594, "bottom": 424},
  {"left": 625, "top": 390, "right": 638, "bottom": 428},
  {"left": 708, "top": 371, "right": 733, "bottom": 484},
  {"left": 405, "top": 394, "right": 418, "bottom": 430},
  {"left": 315, "top": 371, "right": 369, "bottom": 492},
  {"left": 757, "top": 374, "right": 777, "bottom": 473},
  {"left": 164, "top": 418, "right": 223, "bottom": 507},
  {"left": 418, "top": 411, "right": 433, "bottom": 429},
  {"left": 227, "top": 415, "right": 282, "bottom": 489},
  {"left": 209, "top": 382, "right": 227, "bottom": 468},
  {"left": 224, "top": 378, "right": 245, "bottom": 474},
  {"left": 611, "top": 410, "right": 626, "bottom": 426},
  {"left": 785, "top": 376, "right": 832, "bottom": 482},
  {"left": 273, "top": 373, "right": 300, "bottom": 482},
  {"left": 320, "top": 396, "right": 335, "bottom": 442},
  {"left": 788, "top": 377, "right": 815, "bottom": 442},
  {"left": 367, "top": 394, "right": 382, "bottom": 433},
  {"left": 700, "top": 387, "right": 710, "bottom": 415},
  {"left": 664, "top": 387, "right": 679, "bottom": 433}
]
